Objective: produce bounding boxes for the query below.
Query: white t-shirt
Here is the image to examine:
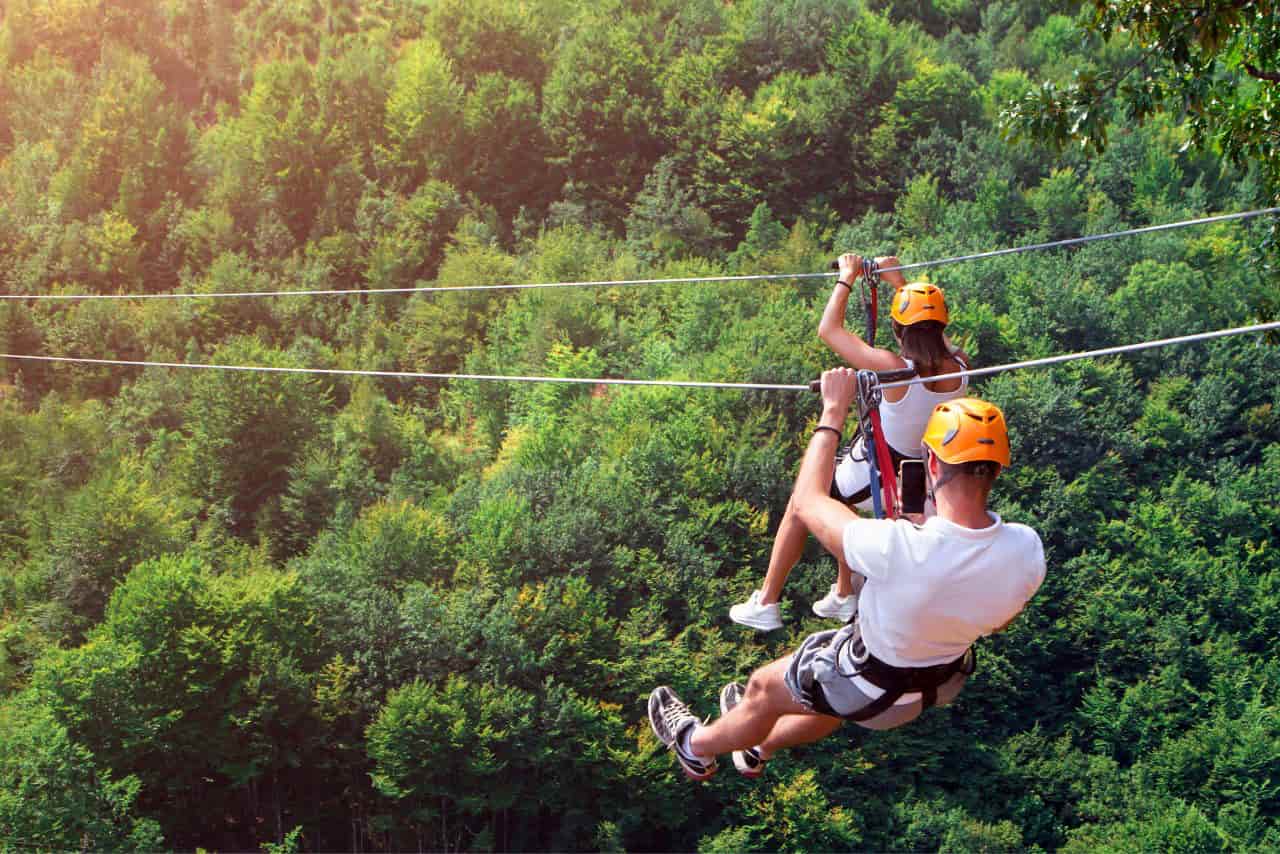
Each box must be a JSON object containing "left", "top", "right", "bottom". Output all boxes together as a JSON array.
[{"left": 842, "top": 512, "right": 1046, "bottom": 668}]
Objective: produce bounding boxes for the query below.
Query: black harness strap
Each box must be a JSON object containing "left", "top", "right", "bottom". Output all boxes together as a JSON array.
[
  {"left": 854, "top": 370, "right": 888, "bottom": 519},
  {"left": 846, "top": 647, "right": 976, "bottom": 723},
  {"left": 860, "top": 258, "right": 880, "bottom": 346}
]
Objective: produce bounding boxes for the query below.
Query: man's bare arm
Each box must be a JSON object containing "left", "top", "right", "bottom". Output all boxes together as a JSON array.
[{"left": 793, "top": 368, "right": 862, "bottom": 558}]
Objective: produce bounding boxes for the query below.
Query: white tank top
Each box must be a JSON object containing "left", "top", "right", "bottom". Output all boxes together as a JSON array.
[{"left": 880, "top": 356, "right": 968, "bottom": 456}]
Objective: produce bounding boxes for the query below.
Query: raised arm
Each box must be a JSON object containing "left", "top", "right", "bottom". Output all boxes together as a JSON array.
[
  {"left": 876, "top": 255, "right": 907, "bottom": 290},
  {"left": 819, "top": 253, "right": 909, "bottom": 372},
  {"left": 793, "top": 368, "right": 864, "bottom": 557}
]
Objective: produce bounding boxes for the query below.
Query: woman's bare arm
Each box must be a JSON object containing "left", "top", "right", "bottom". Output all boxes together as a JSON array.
[{"left": 819, "top": 253, "right": 909, "bottom": 372}]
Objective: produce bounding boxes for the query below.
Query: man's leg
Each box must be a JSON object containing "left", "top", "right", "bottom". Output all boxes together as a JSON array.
[
  {"left": 689, "top": 658, "right": 820, "bottom": 757},
  {"left": 757, "top": 713, "right": 843, "bottom": 759}
]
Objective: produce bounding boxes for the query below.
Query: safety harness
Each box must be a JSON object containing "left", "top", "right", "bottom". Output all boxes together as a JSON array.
[
  {"left": 852, "top": 367, "right": 917, "bottom": 519},
  {"left": 834, "top": 623, "right": 976, "bottom": 722},
  {"left": 815, "top": 259, "right": 918, "bottom": 519},
  {"left": 854, "top": 259, "right": 909, "bottom": 518},
  {"left": 846, "top": 274, "right": 974, "bottom": 717},
  {"left": 817, "top": 259, "right": 921, "bottom": 518}
]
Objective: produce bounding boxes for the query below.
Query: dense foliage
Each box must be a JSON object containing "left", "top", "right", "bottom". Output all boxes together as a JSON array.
[
  {"left": 2, "top": 0, "right": 1279, "bottom": 851},
  {"left": 1003, "top": 1, "right": 1280, "bottom": 198}
]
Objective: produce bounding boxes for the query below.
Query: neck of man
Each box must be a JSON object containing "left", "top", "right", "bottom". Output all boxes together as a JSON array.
[{"left": 933, "top": 480, "right": 993, "bottom": 530}]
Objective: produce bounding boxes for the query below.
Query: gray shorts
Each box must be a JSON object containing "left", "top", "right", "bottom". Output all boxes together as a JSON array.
[{"left": 784, "top": 620, "right": 972, "bottom": 730}]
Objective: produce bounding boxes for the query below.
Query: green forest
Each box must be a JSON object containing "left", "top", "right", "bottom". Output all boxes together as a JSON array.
[{"left": 1, "top": 0, "right": 1278, "bottom": 850}]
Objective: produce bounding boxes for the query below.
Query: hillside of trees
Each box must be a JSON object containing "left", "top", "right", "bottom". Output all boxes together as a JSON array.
[{"left": 1, "top": 0, "right": 1278, "bottom": 850}]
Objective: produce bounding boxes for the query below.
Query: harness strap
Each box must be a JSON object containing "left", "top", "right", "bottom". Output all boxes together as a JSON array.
[
  {"left": 868, "top": 407, "right": 899, "bottom": 517},
  {"left": 855, "top": 369, "right": 906, "bottom": 519},
  {"left": 855, "top": 370, "right": 887, "bottom": 518},
  {"left": 866, "top": 430, "right": 885, "bottom": 519},
  {"left": 847, "top": 648, "right": 974, "bottom": 723},
  {"left": 847, "top": 680, "right": 904, "bottom": 722},
  {"left": 861, "top": 258, "right": 880, "bottom": 345}
]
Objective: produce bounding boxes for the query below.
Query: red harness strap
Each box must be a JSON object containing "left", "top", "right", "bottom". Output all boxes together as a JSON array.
[
  {"left": 869, "top": 284, "right": 878, "bottom": 341},
  {"left": 867, "top": 408, "right": 899, "bottom": 518}
]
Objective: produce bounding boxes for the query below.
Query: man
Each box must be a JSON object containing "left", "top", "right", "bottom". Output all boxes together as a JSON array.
[{"left": 649, "top": 368, "right": 1046, "bottom": 780}]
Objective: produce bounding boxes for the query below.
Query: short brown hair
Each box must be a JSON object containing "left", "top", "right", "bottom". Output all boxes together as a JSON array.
[{"left": 936, "top": 458, "right": 1000, "bottom": 487}]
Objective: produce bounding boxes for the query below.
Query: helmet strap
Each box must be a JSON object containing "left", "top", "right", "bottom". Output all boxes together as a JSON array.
[{"left": 927, "top": 449, "right": 958, "bottom": 498}]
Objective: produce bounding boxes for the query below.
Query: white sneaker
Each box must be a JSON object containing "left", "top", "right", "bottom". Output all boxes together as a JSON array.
[
  {"left": 729, "top": 590, "right": 782, "bottom": 631},
  {"left": 812, "top": 584, "right": 857, "bottom": 621}
]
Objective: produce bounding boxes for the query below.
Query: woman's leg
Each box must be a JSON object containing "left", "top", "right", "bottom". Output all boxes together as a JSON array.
[
  {"left": 760, "top": 441, "right": 870, "bottom": 606},
  {"left": 834, "top": 556, "right": 864, "bottom": 598},
  {"left": 758, "top": 496, "right": 809, "bottom": 605}
]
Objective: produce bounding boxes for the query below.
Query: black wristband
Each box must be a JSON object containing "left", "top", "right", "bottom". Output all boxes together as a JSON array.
[
  {"left": 813, "top": 425, "right": 843, "bottom": 443},
  {"left": 835, "top": 279, "right": 853, "bottom": 291}
]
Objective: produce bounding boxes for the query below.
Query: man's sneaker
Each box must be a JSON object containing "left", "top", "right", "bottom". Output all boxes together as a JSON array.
[
  {"left": 719, "top": 682, "right": 766, "bottom": 778},
  {"left": 812, "top": 584, "right": 858, "bottom": 621},
  {"left": 648, "top": 686, "right": 717, "bottom": 781},
  {"left": 729, "top": 590, "right": 783, "bottom": 631}
]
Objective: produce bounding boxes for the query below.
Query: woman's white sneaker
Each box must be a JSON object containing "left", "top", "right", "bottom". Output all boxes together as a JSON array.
[
  {"left": 811, "top": 584, "right": 857, "bottom": 621},
  {"left": 729, "top": 590, "right": 782, "bottom": 631}
]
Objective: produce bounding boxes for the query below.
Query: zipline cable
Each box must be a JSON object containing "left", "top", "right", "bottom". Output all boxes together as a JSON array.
[
  {"left": 2, "top": 207, "right": 1276, "bottom": 302},
  {"left": 0, "top": 353, "right": 810, "bottom": 391},
  {"left": 880, "top": 206, "right": 1280, "bottom": 276},
  {"left": 879, "top": 320, "right": 1280, "bottom": 389},
  {"left": 5, "top": 320, "right": 1279, "bottom": 391}
]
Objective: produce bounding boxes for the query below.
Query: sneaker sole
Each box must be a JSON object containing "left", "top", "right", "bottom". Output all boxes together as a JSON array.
[
  {"left": 679, "top": 760, "right": 718, "bottom": 781},
  {"left": 719, "top": 684, "right": 741, "bottom": 716},
  {"left": 647, "top": 688, "right": 670, "bottom": 744},
  {"left": 729, "top": 609, "right": 782, "bottom": 632}
]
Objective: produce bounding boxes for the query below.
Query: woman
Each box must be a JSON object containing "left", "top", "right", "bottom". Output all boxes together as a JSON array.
[{"left": 729, "top": 253, "right": 970, "bottom": 631}]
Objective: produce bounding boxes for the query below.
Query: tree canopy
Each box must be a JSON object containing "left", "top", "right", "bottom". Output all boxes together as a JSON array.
[{"left": 1, "top": 0, "right": 1279, "bottom": 851}]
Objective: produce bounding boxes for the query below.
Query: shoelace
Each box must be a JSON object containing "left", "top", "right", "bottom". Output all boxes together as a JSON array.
[{"left": 662, "top": 697, "right": 695, "bottom": 735}]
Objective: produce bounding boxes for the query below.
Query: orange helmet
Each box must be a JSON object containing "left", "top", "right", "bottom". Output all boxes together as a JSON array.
[
  {"left": 922, "top": 397, "right": 1010, "bottom": 466},
  {"left": 890, "top": 283, "right": 949, "bottom": 327}
]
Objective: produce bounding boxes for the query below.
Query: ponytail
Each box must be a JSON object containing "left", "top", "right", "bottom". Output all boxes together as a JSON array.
[{"left": 892, "top": 320, "right": 950, "bottom": 374}]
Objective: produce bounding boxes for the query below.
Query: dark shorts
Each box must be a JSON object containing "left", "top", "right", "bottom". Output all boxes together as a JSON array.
[{"left": 783, "top": 620, "right": 973, "bottom": 729}]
